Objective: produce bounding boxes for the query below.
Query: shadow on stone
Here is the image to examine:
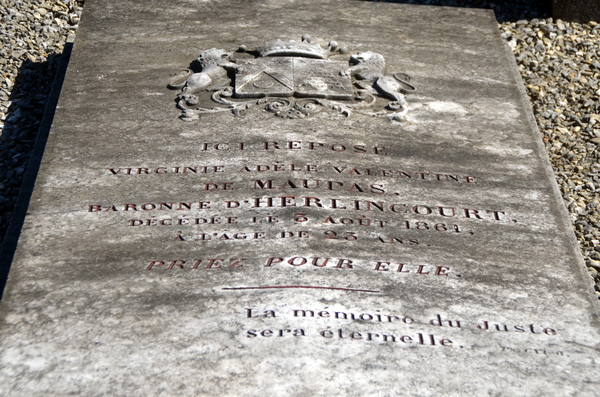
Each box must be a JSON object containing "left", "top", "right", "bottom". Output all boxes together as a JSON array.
[
  {"left": 363, "top": 0, "right": 552, "bottom": 23},
  {"left": 0, "top": 43, "right": 73, "bottom": 297},
  {"left": 553, "top": 0, "right": 600, "bottom": 23}
]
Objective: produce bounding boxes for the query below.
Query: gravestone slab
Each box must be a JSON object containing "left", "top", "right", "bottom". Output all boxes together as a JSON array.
[{"left": 1, "top": 0, "right": 599, "bottom": 395}]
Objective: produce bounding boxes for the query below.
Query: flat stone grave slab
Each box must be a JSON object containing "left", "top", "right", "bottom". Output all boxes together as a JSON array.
[{"left": 1, "top": 0, "right": 599, "bottom": 395}]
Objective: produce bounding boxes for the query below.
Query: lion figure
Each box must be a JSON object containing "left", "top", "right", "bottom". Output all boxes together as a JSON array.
[
  {"left": 342, "top": 51, "right": 411, "bottom": 112},
  {"left": 343, "top": 51, "right": 386, "bottom": 81},
  {"left": 170, "top": 48, "right": 238, "bottom": 96}
]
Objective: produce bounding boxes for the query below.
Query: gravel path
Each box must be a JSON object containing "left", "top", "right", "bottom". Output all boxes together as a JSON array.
[{"left": 1, "top": 0, "right": 598, "bottom": 298}]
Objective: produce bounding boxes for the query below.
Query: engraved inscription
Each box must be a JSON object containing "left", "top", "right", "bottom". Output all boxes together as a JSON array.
[
  {"left": 143, "top": 257, "right": 460, "bottom": 279},
  {"left": 240, "top": 307, "right": 560, "bottom": 351}
]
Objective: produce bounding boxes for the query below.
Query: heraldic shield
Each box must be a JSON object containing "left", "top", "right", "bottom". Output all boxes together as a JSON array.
[{"left": 235, "top": 58, "right": 354, "bottom": 100}]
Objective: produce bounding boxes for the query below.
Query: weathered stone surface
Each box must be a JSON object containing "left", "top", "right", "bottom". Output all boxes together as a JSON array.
[{"left": 0, "top": 0, "right": 598, "bottom": 395}]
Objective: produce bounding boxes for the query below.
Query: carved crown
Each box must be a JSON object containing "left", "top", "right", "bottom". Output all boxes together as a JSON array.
[{"left": 254, "top": 35, "right": 343, "bottom": 59}]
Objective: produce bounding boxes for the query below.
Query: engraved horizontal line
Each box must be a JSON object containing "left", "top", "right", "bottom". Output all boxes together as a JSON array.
[{"left": 222, "top": 286, "right": 379, "bottom": 293}]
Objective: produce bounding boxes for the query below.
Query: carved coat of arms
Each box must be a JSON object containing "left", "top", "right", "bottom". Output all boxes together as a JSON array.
[{"left": 169, "top": 35, "right": 416, "bottom": 122}]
